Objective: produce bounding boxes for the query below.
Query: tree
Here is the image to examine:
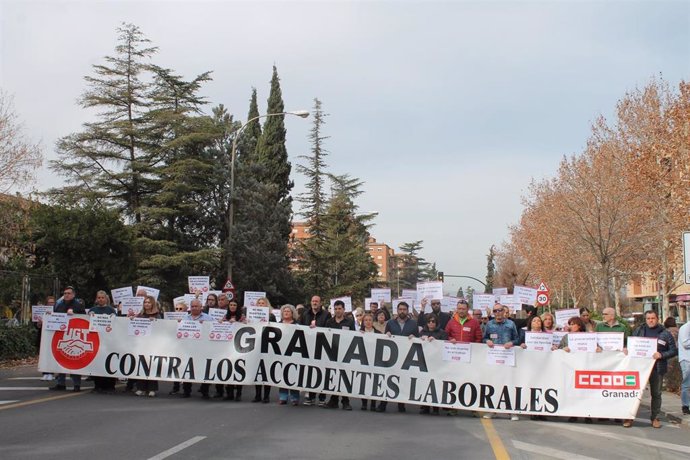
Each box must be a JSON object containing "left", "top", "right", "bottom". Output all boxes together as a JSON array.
[
  {"left": 456, "top": 286, "right": 465, "bottom": 298},
  {"left": 485, "top": 245, "right": 496, "bottom": 293},
  {"left": 396, "top": 241, "right": 436, "bottom": 290},
  {"left": 0, "top": 91, "right": 42, "bottom": 192}
]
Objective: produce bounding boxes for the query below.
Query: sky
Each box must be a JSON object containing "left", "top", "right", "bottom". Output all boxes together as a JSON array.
[{"left": 1, "top": 0, "right": 688, "bottom": 296}]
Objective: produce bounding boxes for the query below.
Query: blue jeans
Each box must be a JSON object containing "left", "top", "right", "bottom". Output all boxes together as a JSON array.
[
  {"left": 681, "top": 360, "right": 690, "bottom": 407},
  {"left": 279, "top": 388, "right": 300, "bottom": 403}
]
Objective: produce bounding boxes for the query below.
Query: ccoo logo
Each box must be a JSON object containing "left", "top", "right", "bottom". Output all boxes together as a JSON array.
[
  {"left": 51, "top": 317, "right": 100, "bottom": 370},
  {"left": 575, "top": 371, "right": 639, "bottom": 390}
]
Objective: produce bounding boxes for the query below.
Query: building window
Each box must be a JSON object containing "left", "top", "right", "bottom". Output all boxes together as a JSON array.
[
  {"left": 377, "top": 248, "right": 383, "bottom": 252},
  {"left": 377, "top": 255, "right": 382, "bottom": 260},
  {"left": 377, "top": 271, "right": 382, "bottom": 276}
]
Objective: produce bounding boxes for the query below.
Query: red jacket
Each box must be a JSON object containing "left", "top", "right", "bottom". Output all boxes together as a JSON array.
[{"left": 445, "top": 315, "right": 482, "bottom": 343}]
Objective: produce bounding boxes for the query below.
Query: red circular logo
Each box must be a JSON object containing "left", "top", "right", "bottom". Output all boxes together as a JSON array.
[
  {"left": 177, "top": 332, "right": 182, "bottom": 338},
  {"left": 51, "top": 318, "right": 100, "bottom": 370}
]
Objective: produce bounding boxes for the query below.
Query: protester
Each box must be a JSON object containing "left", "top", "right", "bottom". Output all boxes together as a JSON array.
[
  {"left": 278, "top": 304, "right": 300, "bottom": 406},
  {"left": 352, "top": 307, "right": 364, "bottom": 331},
  {"left": 541, "top": 312, "right": 556, "bottom": 332},
  {"left": 359, "top": 312, "right": 380, "bottom": 411},
  {"left": 623, "top": 310, "right": 677, "bottom": 428},
  {"left": 418, "top": 297, "right": 451, "bottom": 331},
  {"left": 482, "top": 303, "right": 519, "bottom": 420},
  {"left": 204, "top": 293, "right": 219, "bottom": 313},
  {"left": 663, "top": 317, "right": 679, "bottom": 344},
  {"left": 513, "top": 305, "right": 537, "bottom": 330},
  {"left": 445, "top": 300, "right": 482, "bottom": 344},
  {"left": 418, "top": 313, "right": 447, "bottom": 415},
  {"left": 300, "top": 295, "right": 331, "bottom": 406},
  {"left": 252, "top": 297, "right": 276, "bottom": 403},
  {"left": 376, "top": 301, "right": 418, "bottom": 413},
  {"left": 321, "top": 300, "right": 355, "bottom": 410},
  {"left": 36, "top": 295, "right": 56, "bottom": 381},
  {"left": 519, "top": 315, "right": 545, "bottom": 348},
  {"left": 181, "top": 299, "right": 213, "bottom": 399},
  {"left": 87, "top": 291, "right": 118, "bottom": 393},
  {"left": 373, "top": 308, "right": 389, "bottom": 334},
  {"left": 368, "top": 301, "right": 379, "bottom": 313},
  {"left": 678, "top": 319, "right": 690, "bottom": 415},
  {"left": 134, "top": 296, "right": 162, "bottom": 397},
  {"left": 49, "top": 286, "right": 86, "bottom": 392},
  {"left": 579, "top": 307, "right": 597, "bottom": 332},
  {"left": 221, "top": 298, "right": 244, "bottom": 401}
]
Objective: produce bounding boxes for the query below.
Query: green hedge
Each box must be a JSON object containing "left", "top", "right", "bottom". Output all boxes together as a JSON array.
[{"left": 0, "top": 323, "right": 37, "bottom": 360}]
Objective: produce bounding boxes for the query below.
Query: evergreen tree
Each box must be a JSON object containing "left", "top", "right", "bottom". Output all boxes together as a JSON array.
[
  {"left": 465, "top": 286, "right": 475, "bottom": 307},
  {"left": 456, "top": 286, "right": 465, "bottom": 298},
  {"left": 486, "top": 245, "right": 496, "bottom": 293}
]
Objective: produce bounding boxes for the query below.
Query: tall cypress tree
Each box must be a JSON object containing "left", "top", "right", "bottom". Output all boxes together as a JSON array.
[{"left": 486, "top": 245, "right": 496, "bottom": 293}]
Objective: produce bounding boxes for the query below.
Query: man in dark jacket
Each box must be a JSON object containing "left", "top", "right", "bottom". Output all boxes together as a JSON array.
[
  {"left": 623, "top": 310, "right": 677, "bottom": 428},
  {"left": 376, "top": 301, "right": 418, "bottom": 413},
  {"left": 49, "top": 286, "right": 86, "bottom": 392},
  {"left": 417, "top": 297, "right": 451, "bottom": 331},
  {"left": 323, "top": 300, "right": 355, "bottom": 410},
  {"left": 300, "top": 295, "right": 331, "bottom": 406}
]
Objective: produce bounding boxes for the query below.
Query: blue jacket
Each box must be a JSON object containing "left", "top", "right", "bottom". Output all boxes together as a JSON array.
[
  {"left": 482, "top": 319, "right": 519, "bottom": 345},
  {"left": 385, "top": 317, "right": 419, "bottom": 337}
]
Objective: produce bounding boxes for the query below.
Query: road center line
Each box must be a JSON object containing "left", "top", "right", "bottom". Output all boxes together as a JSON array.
[
  {"left": 512, "top": 440, "right": 601, "bottom": 460},
  {"left": 0, "top": 391, "right": 84, "bottom": 411},
  {"left": 147, "top": 436, "right": 206, "bottom": 460},
  {"left": 480, "top": 418, "right": 510, "bottom": 460},
  {"left": 0, "top": 387, "right": 49, "bottom": 391},
  {"left": 0, "top": 400, "right": 20, "bottom": 405}
]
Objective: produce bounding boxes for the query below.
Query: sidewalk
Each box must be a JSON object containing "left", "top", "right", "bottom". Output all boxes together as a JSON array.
[{"left": 640, "top": 389, "right": 689, "bottom": 428}]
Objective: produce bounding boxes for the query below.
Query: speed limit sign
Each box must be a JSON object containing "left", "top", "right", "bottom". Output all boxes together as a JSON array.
[{"left": 536, "top": 293, "right": 549, "bottom": 306}]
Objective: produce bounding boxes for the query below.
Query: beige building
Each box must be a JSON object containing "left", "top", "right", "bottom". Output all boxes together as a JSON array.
[{"left": 626, "top": 272, "right": 690, "bottom": 320}]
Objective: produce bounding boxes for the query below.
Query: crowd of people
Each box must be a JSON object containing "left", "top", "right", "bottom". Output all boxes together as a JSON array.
[{"left": 38, "top": 286, "right": 686, "bottom": 428}]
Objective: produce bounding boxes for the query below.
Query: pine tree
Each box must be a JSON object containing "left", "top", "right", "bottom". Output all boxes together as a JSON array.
[
  {"left": 486, "top": 245, "right": 496, "bottom": 293},
  {"left": 456, "top": 286, "right": 465, "bottom": 298}
]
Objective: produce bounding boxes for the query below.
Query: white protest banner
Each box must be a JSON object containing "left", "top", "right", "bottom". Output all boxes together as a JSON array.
[
  {"left": 209, "top": 322, "right": 237, "bottom": 341},
  {"left": 597, "top": 332, "right": 624, "bottom": 351},
  {"left": 392, "top": 298, "right": 415, "bottom": 312},
  {"left": 176, "top": 320, "right": 203, "bottom": 339},
  {"left": 441, "top": 296, "right": 459, "bottom": 313},
  {"left": 514, "top": 285, "right": 538, "bottom": 305},
  {"left": 416, "top": 281, "right": 443, "bottom": 301},
  {"left": 136, "top": 286, "right": 159, "bottom": 301},
  {"left": 32, "top": 305, "right": 53, "bottom": 322},
  {"left": 486, "top": 347, "right": 516, "bottom": 366},
  {"left": 44, "top": 312, "right": 68, "bottom": 331},
  {"left": 371, "top": 288, "right": 391, "bottom": 303},
  {"left": 172, "top": 296, "right": 188, "bottom": 309},
  {"left": 244, "top": 291, "right": 266, "bottom": 308},
  {"left": 188, "top": 276, "right": 210, "bottom": 294},
  {"left": 627, "top": 337, "right": 657, "bottom": 358},
  {"left": 88, "top": 314, "right": 114, "bottom": 333},
  {"left": 121, "top": 297, "right": 144, "bottom": 316},
  {"left": 472, "top": 294, "right": 495, "bottom": 312},
  {"left": 128, "top": 318, "right": 154, "bottom": 337},
  {"left": 524, "top": 332, "right": 552, "bottom": 352},
  {"left": 39, "top": 316, "right": 656, "bottom": 419},
  {"left": 567, "top": 333, "right": 598, "bottom": 353},
  {"left": 492, "top": 287, "right": 508, "bottom": 296},
  {"left": 551, "top": 331, "right": 568, "bottom": 347},
  {"left": 164, "top": 311, "right": 188, "bottom": 321},
  {"left": 442, "top": 342, "right": 471, "bottom": 363},
  {"left": 111, "top": 287, "right": 133, "bottom": 306},
  {"left": 330, "top": 296, "right": 353, "bottom": 312},
  {"left": 498, "top": 294, "right": 520, "bottom": 312},
  {"left": 208, "top": 308, "right": 226, "bottom": 322},
  {"left": 554, "top": 308, "right": 579, "bottom": 328},
  {"left": 246, "top": 306, "right": 270, "bottom": 324}
]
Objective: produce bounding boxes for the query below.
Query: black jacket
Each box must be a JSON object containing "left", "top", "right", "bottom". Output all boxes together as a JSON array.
[{"left": 300, "top": 307, "right": 331, "bottom": 327}]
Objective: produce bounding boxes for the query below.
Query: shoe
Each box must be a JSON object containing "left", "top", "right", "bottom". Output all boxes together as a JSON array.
[
  {"left": 201, "top": 393, "right": 210, "bottom": 400},
  {"left": 49, "top": 384, "right": 66, "bottom": 391},
  {"left": 482, "top": 414, "right": 493, "bottom": 419},
  {"left": 622, "top": 420, "right": 633, "bottom": 428},
  {"left": 420, "top": 407, "right": 430, "bottom": 415},
  {"left": 318, "top": 400, "right": 327, "bottom": 407},
  {"left": 682, "top": 406, "right": 690, "bottom": 415},
  {"left": 585, "top": 418, "right": 593, "bottom": 424},
  {"left": 252, "top": 396, "right": 262, "bottom": 403},
  {"left": 168, "top": 389, "right": 179, "bottom": 396},
  {"left": 342, "top": 403, "right": 352, "bottom": 411},
  {"left": 568, "top": 417, "right": 577, "bottom": 423},
  {"left": 398, "top": 405, "right": 406, "bottom": 413},
  {"left": 262, "top": 397, "right": 270, "bottom": 404},
  {"left": 72, "top": 386, "right": 81, "bottom": 393},
  {"left": 303, "top": 398, "right": 314, "bottom": 406},
  {"left": 148, "top": 391, "right": 156, "bottom": 397},
  {"left": 135, "top": 390, "right": 145, "bottom": 396},
  {"left": 361, "top": 405, "right": 368, "bottom": 411},
  {"left": 291, "top": 400, "right": 299, "bottom": 406},
  {"left": 40, "top": 374, "right": 49, "bottom": 381},
  {"left": 651, "top": 419, "right": 661, "bottom": 428},
  {"left": 375, "top": 405, "right": 386, "bottom": 413},
  {"left": 323, "top": 399, "right": 339, "bottom": 409},
  {"left": 279, "top": 400, "right": 287, "bottom": 405},
  {"left": 235, "top": 395, "right": 242, "bottom": 402},
  {"left": 510, "top": 415, "right": 519, "bottom": 421},
  {"left": 446, "top": 409, "right": 458, "bottom": 416},
  {"left": 182, "top": 393, "right": 191, "bottom": 398}
]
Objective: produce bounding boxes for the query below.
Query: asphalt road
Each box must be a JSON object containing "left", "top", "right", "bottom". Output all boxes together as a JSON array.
[{"left": 1, "top": 365, "right": 689, "bottom": 460}]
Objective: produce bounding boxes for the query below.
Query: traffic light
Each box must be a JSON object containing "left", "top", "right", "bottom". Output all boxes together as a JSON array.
[{"left": 437, "top": 271, "right": 444, "bottom": 282}]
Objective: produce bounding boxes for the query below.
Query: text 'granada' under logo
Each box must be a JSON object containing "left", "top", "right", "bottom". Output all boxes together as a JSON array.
[
  {"left": 51, "top": 317, "right": 100, "bottom": 370},
  {"left": 575, "top": 371, "right": 639, "bottom": 390}
]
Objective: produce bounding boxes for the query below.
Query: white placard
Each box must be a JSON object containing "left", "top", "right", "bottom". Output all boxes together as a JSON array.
[
  {"left": 188, "top": 276, "right": 210, "bottom": 294},
  {"left": 567, "top": 333, "right": 598, "bottom": 353},
  {"left": 31, "top": 305, "right": 53, "bottom": 322},
  {"left": 246, "top": 306, "right": 270, "bottom": 324},
  {"left": 492, "top": 287, "right": 508, "bottom": 296},
  {"left": 392, "top": 298, "right": 415, "bottom": 312},
  {"left": 128, "top": 317, "right": 154, "bottom": 337},
  {"left": 514, "top": 285, "right": 538, "bottom": 305},
  {"left": 441, "top": 296, "right": 459, "bottom": 313},
  {"left": 416, "top": 281, "right": 444, "bottom": 301},
  {"left": 88, "top": 313, "right": 114, "bottom": 333},
  {"left": 554, "top": 308, "right": 579, "bottom": 328},
  {"left": 208, "top": 322, "right": 237, "bottom": 341},
  {"left": 164, "top": 311, "right": 188, "bottom": 321},
  {"left": 524, "top": 332, "right": 552, "bottom": 352},
  {"left": 597, "top": 332, "right": 624, "bottom": 351},
  {"left": 176, "top": 320, "right": 203, "bottom": 339},
  {"left": 135, "top": 286, "right": 159, "bottom": 301},
  {"left": 472, "top": 294, "right": 495, "bottom": 311},
  {"left": 551, "top": 331, "right": 568, "bottom": 347},
  {"left": 371, "top": 288, "right": 391, "bottom": 303},
  {"left": 121, "top": 297, "right": 145, "bottom": 316},
  {"left": 627, "top": 336, "right": 657, "bottom": 358},
  {"left": 471, "top": 308, "right": 489, "bottom": 318},
  {"left": 244, "top": 291, "right": 266, "bottom": 308},
  {"left": 273, "top": 309, "right": 281, "bottom": 321},
  {"left": 486, "top": 347, "right": 516, "bottom": 366},
  {"left": 208, "top": 308, "right": 226, "bottom": 322},
  {"left": 401, "top": 289, "right": 417, "bottom": 301},
  {"left": 364, "top": 298, "right": 374, "bottom": 311},
  {"left": 184, "top": 294, "right": 198, "bottom": 308},
  {"left": 442, "top": 342, "right": 472, "bottom": 363},
  {"left": 498, "top": 294, "right": 520, "bottom": 312},
  {"left": 111, "top": 287, "right": 133, "bottom": 306},
  {"left": 44, "top": 312, "right": 68, "bottom": 331},
  {"left": 330, "top": 296, "right": 353, "bottom": 312}
]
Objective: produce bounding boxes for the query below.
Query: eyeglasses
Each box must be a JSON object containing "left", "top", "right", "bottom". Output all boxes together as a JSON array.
[{"left": 493, "top": 309, "right": 503, "bottom": 313}]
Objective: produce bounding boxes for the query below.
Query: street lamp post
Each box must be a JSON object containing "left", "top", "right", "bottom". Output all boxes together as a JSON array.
[{"left": 226, "top": 110, "right": 309, "bottom": 280}]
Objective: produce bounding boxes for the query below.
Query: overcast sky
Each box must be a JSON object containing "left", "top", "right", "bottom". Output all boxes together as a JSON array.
[{"left": 1, "top": 0, "right": 688, "bottom": 295}]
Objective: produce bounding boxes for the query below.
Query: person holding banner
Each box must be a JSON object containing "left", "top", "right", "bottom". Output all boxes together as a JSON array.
[
  {"left": 324, "top": 300, "right": 355, "bottom": 411},
  {"left": 352, "top": 307, "right": 364, "bottom": 331},
  {"left": 221, "top": 298, "right": 245, "bottom": 401},
  {"left": 89, "top": 291, "right": 118, "bottom": 393},
  {"left": 278, "top": 304, "right": 301, "bottom": 406},
  {"left": 482, "top": 303, "right": 519, "bottom": 421},
  {"left": 373, "top": 308, "right": 389, "bottom": 334},
  {"left": 418, "top": 298, "right": 450, "bottom": 331},
  {"left": 519, "top": 315, "right": 544, "bottom": 348},
  {"left": 419, "top": 313, "right": 447, "bottom": 415},
  {"left": 579, "top": 307, "right": 597, "bottom": 332},
  {"left": 49, "top": 286, "right": 86, "bottom": 392},
  {"left": 376, "top": 301, "right": 418, "bottom": 413},
  {"left": 182, "top": 299, "right": 213, "bottom": 399},
  {"left": 300, "top": 295, "right": 331, "bottom": 407},
  {"left": 446, "top": 300, "right": 482, "bottom": 344},
  {"left": 595, "top": 308, "right": 627, "bottom": 335},
  {"left": 252, "top": 297, "right": 276, "bottom": 403},
  {"left": 134, "top": 296, "right": 162, "bottom": 397},
  {"left": 359, "top": 312, "right": 381, "bottom": 411},
  {"left": 541, "top": 312, "right": 557, "bottom": 332},
  {"left": 623, "top": 310, "right": 677, "bottom": 428}
]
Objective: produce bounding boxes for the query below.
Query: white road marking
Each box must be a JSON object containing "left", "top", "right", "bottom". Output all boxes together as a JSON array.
[
  {"left": 147, "top": 436, "right": 206, "bottom": 460},
  {"left": 0, "top": 387, "right": 49, "bottom": 391},
  {"left": 0, "top": 400, "right": 20, "bottom": 405},
  {"left": 512, "top": 440, "right": 602, "bottom": 460},
  {"left": 6, "top": 377, "right": 44, "bottom": 380},
  {"left": 545, "top": 423, "right": 690, "bottom": 454}
]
